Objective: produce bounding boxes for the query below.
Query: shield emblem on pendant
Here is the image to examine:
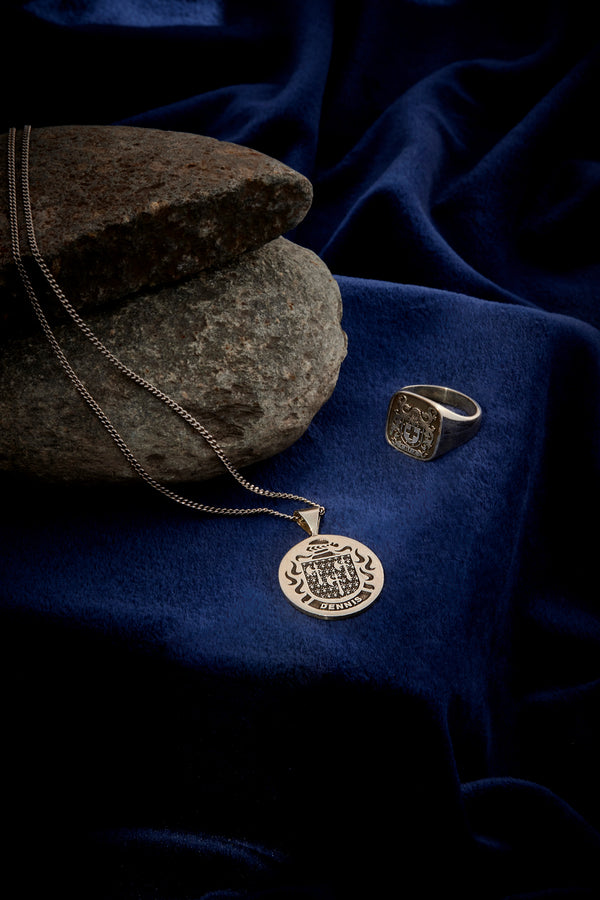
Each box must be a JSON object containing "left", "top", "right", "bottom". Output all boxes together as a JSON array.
[{"left": 302, "top": 553, "right": 361, "bottom": 600}]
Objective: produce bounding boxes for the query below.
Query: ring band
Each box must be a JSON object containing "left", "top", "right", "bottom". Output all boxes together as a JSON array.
[{"left": 386, "top": 385, "right": 482, "bottom": 460}]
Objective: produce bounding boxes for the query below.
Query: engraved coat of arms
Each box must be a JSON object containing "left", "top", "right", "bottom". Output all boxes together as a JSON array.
[
  {"left": 279, "top": 535, "right": 383, "bottom": 617},
  {"left": 386, "top": 392, "right": 439, "bottom": 459}
]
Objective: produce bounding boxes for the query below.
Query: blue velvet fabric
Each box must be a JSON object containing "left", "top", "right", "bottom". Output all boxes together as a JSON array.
[{"left": 2, "top": 2, "right": 600, "bottom": 897}]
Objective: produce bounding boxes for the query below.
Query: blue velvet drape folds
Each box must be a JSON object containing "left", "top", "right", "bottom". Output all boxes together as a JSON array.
[{"left": 2, "top": 2, "right": 599, "bottom": 897}]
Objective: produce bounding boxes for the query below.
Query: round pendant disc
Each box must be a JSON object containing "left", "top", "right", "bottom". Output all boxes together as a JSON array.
[{"left": 279, "top": 534, "right": 384, "bottom": 619}]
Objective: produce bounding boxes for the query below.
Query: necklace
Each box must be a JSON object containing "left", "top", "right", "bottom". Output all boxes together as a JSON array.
[{"left": 7, "top": 125, "right": 384, "bottom": 618}]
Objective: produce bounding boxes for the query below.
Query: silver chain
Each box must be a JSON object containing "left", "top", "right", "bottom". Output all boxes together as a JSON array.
[{"left": 7, "top": 125, "right": 324, "bottom": 522}]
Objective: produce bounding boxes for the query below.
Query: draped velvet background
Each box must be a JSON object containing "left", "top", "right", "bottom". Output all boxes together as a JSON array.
[{"left": 2, "top": 1, "right": 600, "bottom": 897}]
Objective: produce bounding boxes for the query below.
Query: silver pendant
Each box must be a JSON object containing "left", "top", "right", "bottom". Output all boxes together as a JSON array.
[{"left": 279, "top": 509, "right": 384, "bottom": 619}]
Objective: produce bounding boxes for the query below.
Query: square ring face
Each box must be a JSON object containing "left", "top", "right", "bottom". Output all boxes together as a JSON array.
[{"left": 386, "top": 392, "right": 441, "bottom": 460}]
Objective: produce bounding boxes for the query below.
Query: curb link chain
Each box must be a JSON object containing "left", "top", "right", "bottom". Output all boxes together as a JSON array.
[{"left": 7, "top": 125, "right": 324, "bottom": 522}]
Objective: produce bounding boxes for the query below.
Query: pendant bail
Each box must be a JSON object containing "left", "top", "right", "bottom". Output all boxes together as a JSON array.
[{"left": 293, "top": 507, "right": 322, "bottom": 536}]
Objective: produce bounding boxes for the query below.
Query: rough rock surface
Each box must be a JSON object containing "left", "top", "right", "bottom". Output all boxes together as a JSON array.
[
  {"left": 0, "top": 238, "right": 346, "bottom": 483},
  {"left": 0, "top": 125, "right": 313, "bottom": 335}
]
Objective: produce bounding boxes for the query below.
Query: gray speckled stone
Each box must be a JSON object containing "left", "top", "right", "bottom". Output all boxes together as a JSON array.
[
  {"left": 0, "top": 124, "right": 313, "bottom": 335},
  {"left": 0, "top": 238, "right": 346, "bottom": 483}
]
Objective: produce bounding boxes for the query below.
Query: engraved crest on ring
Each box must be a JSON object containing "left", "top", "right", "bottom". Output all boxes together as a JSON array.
[
  {"left": 386, "top": 392, "right": 439, "bottom": 459},
  {"left": 279, "top": 535, "right": 384, "bottom": 619}
]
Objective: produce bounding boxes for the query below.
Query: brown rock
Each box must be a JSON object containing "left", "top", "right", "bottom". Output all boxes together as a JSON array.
[
  {"left": 0, "top": 238, "right": 346, "bottom": 484},
  {"left": 0, "top": 125, "right": 313, "bottom": 335}
]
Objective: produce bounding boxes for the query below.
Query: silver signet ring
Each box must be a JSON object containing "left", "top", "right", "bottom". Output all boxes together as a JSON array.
[{"left": 386, "top": 385, "right": 482, "bottom": 460}]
